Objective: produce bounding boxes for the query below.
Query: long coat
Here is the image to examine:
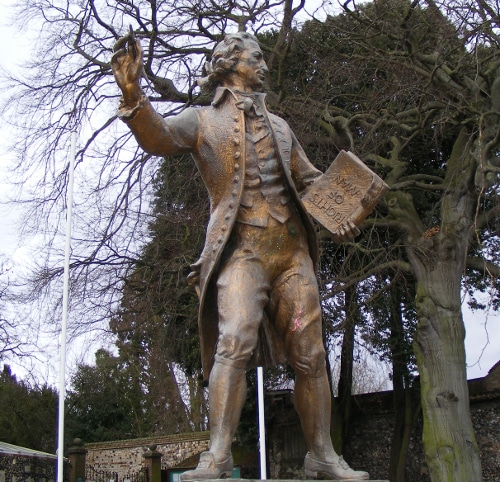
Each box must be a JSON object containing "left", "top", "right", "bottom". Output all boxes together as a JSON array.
[{"left": 125, "top": 87, "right": 323, "bottom": 380}]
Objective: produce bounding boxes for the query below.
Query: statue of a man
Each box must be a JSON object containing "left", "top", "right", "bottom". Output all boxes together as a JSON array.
[{"left": 111, "top": 31, "right": 369, "bottom": 481}]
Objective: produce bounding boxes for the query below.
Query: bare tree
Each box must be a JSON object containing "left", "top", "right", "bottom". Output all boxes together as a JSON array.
[
  {"left": 0, "top": 0, "right": 322, "bottom": 341},
  {"left": 0, "top": 256, "right": 38, "bottom": 362}
]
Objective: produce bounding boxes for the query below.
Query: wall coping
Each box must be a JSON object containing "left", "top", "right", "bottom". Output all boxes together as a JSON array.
[{"left": 85, "top": 432, "right": 210, "bottom": 451}]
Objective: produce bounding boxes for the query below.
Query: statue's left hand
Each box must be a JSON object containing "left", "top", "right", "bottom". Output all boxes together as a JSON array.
[
  {"left": 111, "top": 31, "right": 144, "bottom": 104},
  {"left": 332, "top": 219, "right": 361, "bottom": 243}
]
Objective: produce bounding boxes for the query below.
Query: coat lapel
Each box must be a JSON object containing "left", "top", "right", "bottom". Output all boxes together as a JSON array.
[{"left": 267, "top": 115, "right": 293, "bottom": 176}]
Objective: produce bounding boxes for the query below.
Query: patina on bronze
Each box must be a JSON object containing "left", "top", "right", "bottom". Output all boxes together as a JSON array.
[{"left": 111, "top": 31, "right": 375, "bottom": 481}]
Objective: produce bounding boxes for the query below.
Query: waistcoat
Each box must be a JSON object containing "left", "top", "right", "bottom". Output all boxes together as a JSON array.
[{"left": 235, "top": 93, "right": 292, "bottom": 227}]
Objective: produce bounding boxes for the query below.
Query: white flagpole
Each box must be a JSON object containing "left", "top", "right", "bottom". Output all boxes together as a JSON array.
[
  {"left": 57, "top": 130, "right": 76, "bottom": 482},
  {"left": 257, "top": 366, "right": 267, "bottom": 480}
]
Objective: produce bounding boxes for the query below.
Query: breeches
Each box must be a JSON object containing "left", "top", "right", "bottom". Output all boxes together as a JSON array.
[{"left": 215, "top": 217, "right": 326, "bottom": 378}]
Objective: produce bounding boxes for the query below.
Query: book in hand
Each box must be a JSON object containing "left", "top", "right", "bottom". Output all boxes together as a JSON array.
[{"left": 301, "top": 150, "right": 389, "bottom": 238}]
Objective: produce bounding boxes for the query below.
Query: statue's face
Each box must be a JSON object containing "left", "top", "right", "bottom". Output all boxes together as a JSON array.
[{"left": 233, "top": 40, "right": 268, "bottom": 91}]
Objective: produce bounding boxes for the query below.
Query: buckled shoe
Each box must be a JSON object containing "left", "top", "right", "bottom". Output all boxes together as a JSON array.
[
  {"left": 180, "top": 451, "right": 234, "bottom": 481},
  {"left": 304, "top": 452, "right": 369, "bottom": 480}
]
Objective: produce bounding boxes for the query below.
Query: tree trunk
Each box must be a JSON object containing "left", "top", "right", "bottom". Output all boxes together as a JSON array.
[
  {"left": 326, "top": 349, "right": 344, "bottom": 454},
  {"left": 388, "top": 285, "right": 419, "bottom": 482},
  {"left": 389, "top": 380, "right": 419, "bottom": 482},
  {"left": 407, "top": 128, "right": 482, "bottom": 481},
  {"left": 329, "top": 286, "right": 357, "bottom": 454},
  {"left": 412, "top": 262, "right": 481, "bottom": 481},
  {"left": 336, "top": 286, "right": 357, "bottom": 452}
]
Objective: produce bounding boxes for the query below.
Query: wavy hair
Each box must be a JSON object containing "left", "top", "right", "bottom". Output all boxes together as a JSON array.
[{"left": 198, "top": 32, "right": 259, "bottom": 93}]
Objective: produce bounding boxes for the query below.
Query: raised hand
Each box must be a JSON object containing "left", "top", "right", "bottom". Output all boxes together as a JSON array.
[{"left": 111, "top": 29, "right": 144, "bottom": 104}]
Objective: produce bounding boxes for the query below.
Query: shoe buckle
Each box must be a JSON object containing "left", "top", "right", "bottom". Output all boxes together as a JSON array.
[{"left": 197, "top": 453, "right": 214, "bottom": 469}]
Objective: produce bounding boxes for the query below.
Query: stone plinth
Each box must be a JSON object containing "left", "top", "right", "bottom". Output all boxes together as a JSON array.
[{"left": 188, "top": 479, "right": 388, "bottom": 482}]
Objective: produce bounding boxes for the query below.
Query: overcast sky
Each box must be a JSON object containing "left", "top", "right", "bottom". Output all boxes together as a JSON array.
[
  {"left": 0, "top": 0, "right": 498, "bottom": 385},
  {"left": 0, "top": 0, "right": 27, "bottom": 258}
]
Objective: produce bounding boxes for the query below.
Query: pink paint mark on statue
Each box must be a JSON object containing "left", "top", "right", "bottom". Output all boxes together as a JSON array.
[{"left": 292, "top": 309, "right": 304, "bottom": 332}]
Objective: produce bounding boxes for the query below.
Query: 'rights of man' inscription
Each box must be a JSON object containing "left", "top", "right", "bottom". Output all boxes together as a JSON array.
[{"left": 301, "top": 150, "right": 389, "bottom": 237}]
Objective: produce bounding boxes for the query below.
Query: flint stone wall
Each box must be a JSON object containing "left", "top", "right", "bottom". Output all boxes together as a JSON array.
[
  {"left": 266, "top": 391, "right": 499, "bottom": 481},
  {"left": 267, "top": 361, "right": 500, "bottom": 481},
  {"left": 85, "top": 432, "right": 209, "bottom": 480},
  {"left": 84, "top": 361, "right": 500, "bottom": 481},
  {"left": 0, "top": 455, "right": 56, "bottom": 482}
]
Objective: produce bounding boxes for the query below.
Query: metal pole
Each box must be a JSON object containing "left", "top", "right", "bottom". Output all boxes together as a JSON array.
[
  {"left": 57, "top": 130, "right": 76, "bottom": 482},
  {"left": 257, "top": 366, "right": 267, "bottom": 480}
]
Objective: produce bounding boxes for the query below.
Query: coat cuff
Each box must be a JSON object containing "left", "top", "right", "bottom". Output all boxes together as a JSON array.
[{"left": 117, "top": 95, "right": 148, "bottom": 121}]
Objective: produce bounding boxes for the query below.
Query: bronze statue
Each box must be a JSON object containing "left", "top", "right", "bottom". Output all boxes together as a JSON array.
[{"left": 111, "top": 31, "right": 370, "bottom": 481}]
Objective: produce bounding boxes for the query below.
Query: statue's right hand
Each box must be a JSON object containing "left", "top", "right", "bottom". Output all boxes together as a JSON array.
[{"left": 111, "top": 32, "right": 144, "bottom": 100}]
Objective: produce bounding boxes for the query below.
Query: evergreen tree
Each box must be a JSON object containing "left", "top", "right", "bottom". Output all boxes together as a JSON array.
[
  {"left": 0, "top": 365, "right": 58, "bottom": 452},
  {"left": 66, "top": 349, "right": 146, "bottom": 442},
  {"left": 109, "top": 155, "right": 209, "bottom": 435}
]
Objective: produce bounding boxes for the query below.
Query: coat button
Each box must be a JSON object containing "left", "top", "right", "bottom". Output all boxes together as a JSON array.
[
  {"left": 234, "top": 151, "right": 240, "bottom": 159},
  {"left": 234, "top": 163, "right": 240, "bottom": 171}
]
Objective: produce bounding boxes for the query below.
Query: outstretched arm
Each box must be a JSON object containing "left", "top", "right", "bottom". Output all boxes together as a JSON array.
[{"left": 110, "top": 32, "right": 199, "bottom": 157}]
